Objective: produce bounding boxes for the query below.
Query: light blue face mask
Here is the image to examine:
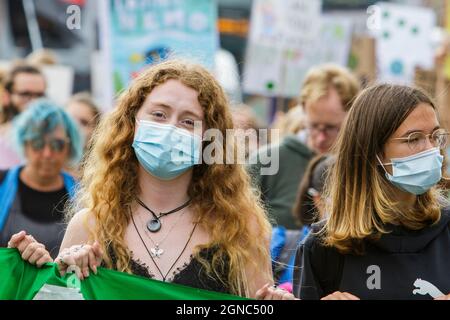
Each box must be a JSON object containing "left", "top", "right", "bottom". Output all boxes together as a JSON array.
[
  {"left": 377, "top": 147, "right": 443, "bottom": 195},
  {"left": 132, "top": 120, "right": 201, "bottom": 180}
]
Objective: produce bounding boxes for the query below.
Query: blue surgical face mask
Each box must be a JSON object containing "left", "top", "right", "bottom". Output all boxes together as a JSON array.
[
  {"left": 132, "top": 120, "right": 201, "bottom": 180},
  {"left": 377, "top": 147, "right": 443, "bottom": 195}
]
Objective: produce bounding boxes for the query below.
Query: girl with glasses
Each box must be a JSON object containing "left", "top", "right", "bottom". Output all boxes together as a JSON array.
[{"left": 294, "top": 84, "right": 450, "bottom": 300}]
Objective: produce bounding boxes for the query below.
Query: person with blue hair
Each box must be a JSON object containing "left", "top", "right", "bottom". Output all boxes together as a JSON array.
[{"left": 0, "top": 99, "right": 83, "bottom": 264}]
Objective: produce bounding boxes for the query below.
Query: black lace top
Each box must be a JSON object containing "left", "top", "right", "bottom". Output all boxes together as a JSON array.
[{"left": 107, "top": 246, "right": 231, "bottom": 294}]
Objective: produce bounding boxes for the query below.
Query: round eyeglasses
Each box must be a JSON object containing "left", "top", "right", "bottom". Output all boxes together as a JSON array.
[{"left": 390, "top": 129, "right": 449, "bottom": 152}]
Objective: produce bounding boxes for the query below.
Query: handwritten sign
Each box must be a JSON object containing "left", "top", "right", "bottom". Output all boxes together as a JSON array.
[{"left": 244, "top": 0, "right": 358, "bottom": 98}]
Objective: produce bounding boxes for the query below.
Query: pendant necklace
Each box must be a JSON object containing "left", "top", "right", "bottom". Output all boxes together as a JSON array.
[
  {"left": 131, "top": 211, "right": 198, "bottom": 282},
  {"left": 136, "top": 206, "right": 186, "bottom": 258},
  {"left": 136, "top": 197, "right": 191, "bottom": 233}
]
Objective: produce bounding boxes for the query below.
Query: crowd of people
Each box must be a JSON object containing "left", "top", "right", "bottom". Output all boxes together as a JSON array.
[{"left": 1, "top": 51, "right": 450, "bottom": 300}]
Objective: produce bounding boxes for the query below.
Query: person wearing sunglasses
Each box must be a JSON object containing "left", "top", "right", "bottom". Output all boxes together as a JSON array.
[
  {"left": 0, "top": 64, "right": 47, "bottom": 170},
  {"left": 294, "top": 84, "right": 450, "bottom": 300},
  {"left": 0, "top": 99, "right": 83, "bottom": 263}
]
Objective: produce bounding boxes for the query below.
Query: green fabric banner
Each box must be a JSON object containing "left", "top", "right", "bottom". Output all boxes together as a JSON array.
[{"left": 0, "top": 248, "right": 246, "bottom": 300}]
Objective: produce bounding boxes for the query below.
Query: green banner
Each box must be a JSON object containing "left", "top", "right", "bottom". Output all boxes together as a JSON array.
[{"left": 0, "top": 248, "right": 246, "bottom": 300}]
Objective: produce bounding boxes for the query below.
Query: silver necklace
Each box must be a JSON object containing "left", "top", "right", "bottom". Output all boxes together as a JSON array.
[
  {"left": 131, "top": 211, "right": 198, "bottom": 282},
  {"left": 137, "top": 207, "right": 186, "bottom": 258}
]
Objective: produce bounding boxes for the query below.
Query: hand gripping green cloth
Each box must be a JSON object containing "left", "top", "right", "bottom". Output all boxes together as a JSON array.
[{"left": 0, "top": 248, "right": 247, "bottom": 300}]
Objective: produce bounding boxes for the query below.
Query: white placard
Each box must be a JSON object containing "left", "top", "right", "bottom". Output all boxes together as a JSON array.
[
  {"left": 243, "top": 0, "right": 328, "bottom": 97},
  {"left": 41, "top": 65, "right": 74, "bottom": 106},
  {"left": 317, "top": 15, "right": 353, "bottom": 67},
  {"left": 371, "top": 2, "right": 436, "bottom": 84}
]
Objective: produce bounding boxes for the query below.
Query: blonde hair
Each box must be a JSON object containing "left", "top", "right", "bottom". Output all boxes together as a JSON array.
[
  {"left": 279, "top": 105, "right": 305, "bottom": 135},
  {"left": 68, "top": 60, "right": 272, "bottom": 297},
  {"left": 300, "top": 64, "right": 360, "bottom": 111},
  {"left": 322, "top": 84, "right": 445, "bottom": 254},
  {"left": 27, "top": 49, "right": 58, "bottom": 66},
  {"left": 269, "top": 105, "right": 305, "bottom": 145}
]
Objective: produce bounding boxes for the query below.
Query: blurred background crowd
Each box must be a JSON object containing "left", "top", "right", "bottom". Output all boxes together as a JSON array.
[{"left": 2, "top": 0, "right": 450, "bottom": 294}]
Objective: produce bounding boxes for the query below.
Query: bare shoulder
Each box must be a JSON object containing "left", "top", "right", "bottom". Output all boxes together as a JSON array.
[
  {"left": 59, "top": 209, "right": 96, "bottom": 251},
  {"left": 248, "top": 213, "right": 271, "bottom": 242},
  {"left": 244, "top": 214, "right": 273, "bottom": 298}
]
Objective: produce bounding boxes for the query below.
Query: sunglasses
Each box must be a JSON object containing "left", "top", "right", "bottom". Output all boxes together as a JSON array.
[{"left": 28, "top": 137, "right": 70, "bottom": 152}]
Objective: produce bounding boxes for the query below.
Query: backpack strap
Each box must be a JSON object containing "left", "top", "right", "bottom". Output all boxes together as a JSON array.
[
  {"left": 272, "top": 227, "right": 304, "bottom": 282},
  {"left": 0, "top": 170, "right": 7, "bottom": 185},
  {"left": 61, "top": 172, "right": 77, "bottom": 200},
  {"left": 278, "top": 226, "right": 311, "bottom": 284},
  {"left": 0, "top": 166, "right": 21, "bottom": 231},
  {"left": 278, "top": 229, "right": 303, "bottom": 268}
]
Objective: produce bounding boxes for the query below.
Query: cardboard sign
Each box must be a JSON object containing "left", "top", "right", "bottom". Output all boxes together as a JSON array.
[
  {"left": 348, "top": 35, "right": 376, "bottom": 86},
  {"left": 414, "top": 66, "right": 437, "bottom": 98}
]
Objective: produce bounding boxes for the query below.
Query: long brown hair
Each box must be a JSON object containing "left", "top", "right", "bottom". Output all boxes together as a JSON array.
[
  {"left": 322, "top": 84, "right": 445, "bottom": 254},
  {"left": 68, "top": 60, "right": 272, "bottom": 297}
]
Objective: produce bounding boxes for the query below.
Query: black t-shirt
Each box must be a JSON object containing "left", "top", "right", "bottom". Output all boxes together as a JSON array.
[
  {"left": 18, "top": 177, "right": 68, "bottom": 223},
  {"left": 0, "top": 169, "right": 69, "bottom": 258}
]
